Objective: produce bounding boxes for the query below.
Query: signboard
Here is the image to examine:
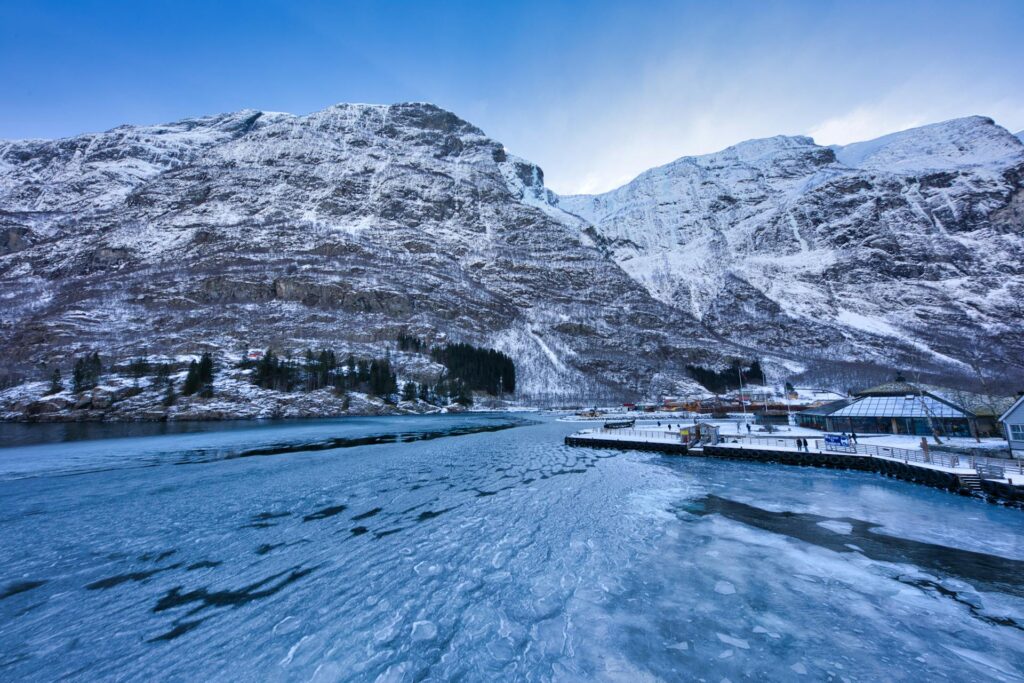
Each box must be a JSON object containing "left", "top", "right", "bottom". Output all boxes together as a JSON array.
[{"left": 824, "top": 434, "right": 852, "bottom": 450}]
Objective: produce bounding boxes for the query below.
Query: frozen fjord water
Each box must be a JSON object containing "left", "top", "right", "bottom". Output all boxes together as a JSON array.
[{"left": 1, "top": 415, "right": 1023, "bottom": 681}]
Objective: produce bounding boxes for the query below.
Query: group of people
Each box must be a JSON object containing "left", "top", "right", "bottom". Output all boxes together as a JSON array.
[{"left": 795, "top": 437, "right": 811, "bottom": 452}]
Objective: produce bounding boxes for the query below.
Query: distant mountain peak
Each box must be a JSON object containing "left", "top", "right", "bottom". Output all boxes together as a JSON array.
[
  {"left": 830, "top": 115, "right": 1024, "bottom": 173},
  {"left": 558, "top": 113, "right": 1024, "bottom": 386}
]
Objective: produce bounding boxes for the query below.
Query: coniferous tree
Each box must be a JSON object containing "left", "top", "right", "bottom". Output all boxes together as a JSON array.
[
  {"left": 397, "top": 334, "right": 425, "bottom": 353},
  {"left": 368, "top": 359, "right": 397, "bottom": 397},
  {"left": 402, "top": 381, "right": 417, "bottom": 402},
  {"left": 686, "top": 359, "right": 766, "bottom": 394},
  {"left": 163, "top": 379, "right": 177, "bottom": 406},
  {"left": 198, "top": 352, "right": 214, "bottom": 384},
  {"left": 429, "top": 343, "right": 515, "bottom": 395},
  {"left": 252, "top": 349, "right": 299, "bottom": 392},
  {"left": 182, "top": 360, "right": 202, "bottom": 396},
  {"left": 47, "top": 368, "right": 63, "bottom": 395},
  {"left": 72, "top": 352, "right": 102, "bottom": 393},
  {"left": 128, "top": 357, "right": 150, "bottom": 379},
  {"left": 89, "top": 352, "right": 102, "bottom": 383},
  {"left": 154, "top": 363, "right": 171, "bottom": 387},
  {"left": 72, "top": 358, "right": 85, "bottom": 393},
  {"left": 454, "top": 380, "right": 473, "bottom": 406},
  {"left": 197, "top": 352, "right": 215, "bottom": 397}
]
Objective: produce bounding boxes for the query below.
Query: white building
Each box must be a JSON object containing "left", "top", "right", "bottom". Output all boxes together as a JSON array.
[{"left": 999, "top": 395, "right": 1024, "bottom": 458}]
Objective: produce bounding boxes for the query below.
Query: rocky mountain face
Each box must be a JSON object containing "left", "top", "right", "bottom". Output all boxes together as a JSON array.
[
  {"left": 558, "top": 116, "right": 1024, "bottom": 387},
  {"left": 2, "top": 105, "right": 1022, "bottom": 415},
  {"left": 0, "top": 103, "right": 719, "bottom": 403}
]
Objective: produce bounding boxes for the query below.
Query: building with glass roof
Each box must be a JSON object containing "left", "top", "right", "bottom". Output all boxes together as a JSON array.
[{"left": 796, "top": 381, "right": 977, "bottom": 436}]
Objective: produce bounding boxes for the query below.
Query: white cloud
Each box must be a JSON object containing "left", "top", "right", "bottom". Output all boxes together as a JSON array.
[{"left": 807, "top": 106, "right": 927, "bottom": 147}]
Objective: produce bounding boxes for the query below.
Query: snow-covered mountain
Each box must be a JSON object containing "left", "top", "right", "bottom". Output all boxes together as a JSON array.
[
  {"left": 0, "top": 103, "right": 717, "bottom": 401},
  {"left": 2, "top": 105, "right": 1023, "bottom": 409},
  {"left": 558, "top": 116, "right": 1024, "bottom": 385}
]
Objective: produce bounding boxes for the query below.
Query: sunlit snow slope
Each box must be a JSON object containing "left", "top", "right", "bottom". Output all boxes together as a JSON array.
[{"left": 559, "top": 117, "right": 1024, "bottom": 382}]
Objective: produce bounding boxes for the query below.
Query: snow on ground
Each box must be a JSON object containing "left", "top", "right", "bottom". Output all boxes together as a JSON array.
[{"left": 858, "top": 434, "right": 1010, "bottom": 451}]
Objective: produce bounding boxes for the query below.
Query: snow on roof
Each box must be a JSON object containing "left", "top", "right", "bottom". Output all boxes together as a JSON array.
[
  {"left": 799, "top": 399, "right": 852, "bottom": 416},
  {"left": 854, "top": 381, "right": 923, "bottom": 396}
]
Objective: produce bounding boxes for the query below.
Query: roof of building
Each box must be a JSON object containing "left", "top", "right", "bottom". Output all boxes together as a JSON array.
[
  {"left": 798, "top": 399, "right": 852, "bottom": 416},
  {"left": 1000, "top": 394, "right": 1024, "bottom": 423},
  {"left": 832, "top": 394, "right": 971, "bottom": 419},
  {"left": 854, "top": 381, "right": 924, "bottom": 397},
  {"left": 798, "top": 390, "right": 976, "bottom": 420},
  {"left": 848, "top": 380, "right": 980, "bottom": 418}
]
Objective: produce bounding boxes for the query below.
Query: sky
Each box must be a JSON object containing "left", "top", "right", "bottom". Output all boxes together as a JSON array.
[{"left": 1, "top": 0, "right": 1022, "bottom": 195}]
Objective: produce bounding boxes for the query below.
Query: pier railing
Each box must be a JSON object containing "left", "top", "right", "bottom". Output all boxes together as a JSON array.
[
  {"left": 591, "top": 428, "right": 683, "bottom": 443},
  {"left": 727, "top": 435, "right": 1023, "bottom": 477}
]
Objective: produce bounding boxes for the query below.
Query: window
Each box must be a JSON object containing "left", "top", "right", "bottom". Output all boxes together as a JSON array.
[{"left": 1011, "top": 424, "right": 1024, "bottom": 441}]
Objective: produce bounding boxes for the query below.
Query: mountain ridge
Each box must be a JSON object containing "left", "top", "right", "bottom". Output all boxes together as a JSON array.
[
  {"left": 2, "top": 103, "right": 1023, "bottom": 417},
  {"left": 557, "top": 114, "right": 1024, "bottom": 388},
  {"left": 0, "top": 102, "right": 721, "bottom": 407}
]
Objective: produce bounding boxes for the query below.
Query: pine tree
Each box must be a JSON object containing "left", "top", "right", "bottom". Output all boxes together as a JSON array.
[
  {"left": 454, "top": 381, "right": 473, "bottom": 406},
  {"left": 73, "top": 358, "right": 85, "bottom": 393},
  {"left": 154, "top": 363, "right": 171, "bottom": 387},
  {"left": 163, "top": 380, "right": 177, "bottom": 406},
  {"left": 72, "top": 352, "right": 102, "bottom": 393},
  {"left": 182, "top": 360, "right": 201, "bottom": 396},
  {"left": 197, "top": 352, "right": 215, "bottom": 397},
  {"left": 367, "top": 359, "right": 397, "bottom": 397},
  {"left": 198, "top": 352, "right": 214, "bottom": 384},
  {"left": 89, "top": 352, "right": 102, "bottom": 385},
  {"left": 429, "top": 343, "right": 515, "bottom": 396},
  {"left": 47, "top": 368, "right": 63, "bottom": 395},
  {"left": 128, "top": 357, "right": 150, "bottom": 379},
  {"left": 402, "top": 381, "right": 417, "bottom": 402}
]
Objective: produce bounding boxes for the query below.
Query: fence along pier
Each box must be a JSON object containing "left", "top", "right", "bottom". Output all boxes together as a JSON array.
[{"left": 565, "top": 427, "right": 1024, "bottom": 505}]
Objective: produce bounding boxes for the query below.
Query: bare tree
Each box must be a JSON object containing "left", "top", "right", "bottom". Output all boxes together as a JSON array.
[{"left": 905, "top": 348, "right": 943, "bottom": 445}]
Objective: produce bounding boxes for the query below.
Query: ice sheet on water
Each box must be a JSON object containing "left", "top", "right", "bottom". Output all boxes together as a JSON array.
[{"left": 1, "top": 415, "right": 1023, "bottom": 681}]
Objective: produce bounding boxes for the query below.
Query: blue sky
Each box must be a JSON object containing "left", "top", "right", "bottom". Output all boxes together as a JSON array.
[{"left": 2, "top": 0, "right": 1022, "bottom": 194}]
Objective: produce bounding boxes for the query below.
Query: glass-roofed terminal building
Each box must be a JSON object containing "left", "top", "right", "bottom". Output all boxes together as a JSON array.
[{"left": 796, "top": 381, "right": 977, "bottom": 437}]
